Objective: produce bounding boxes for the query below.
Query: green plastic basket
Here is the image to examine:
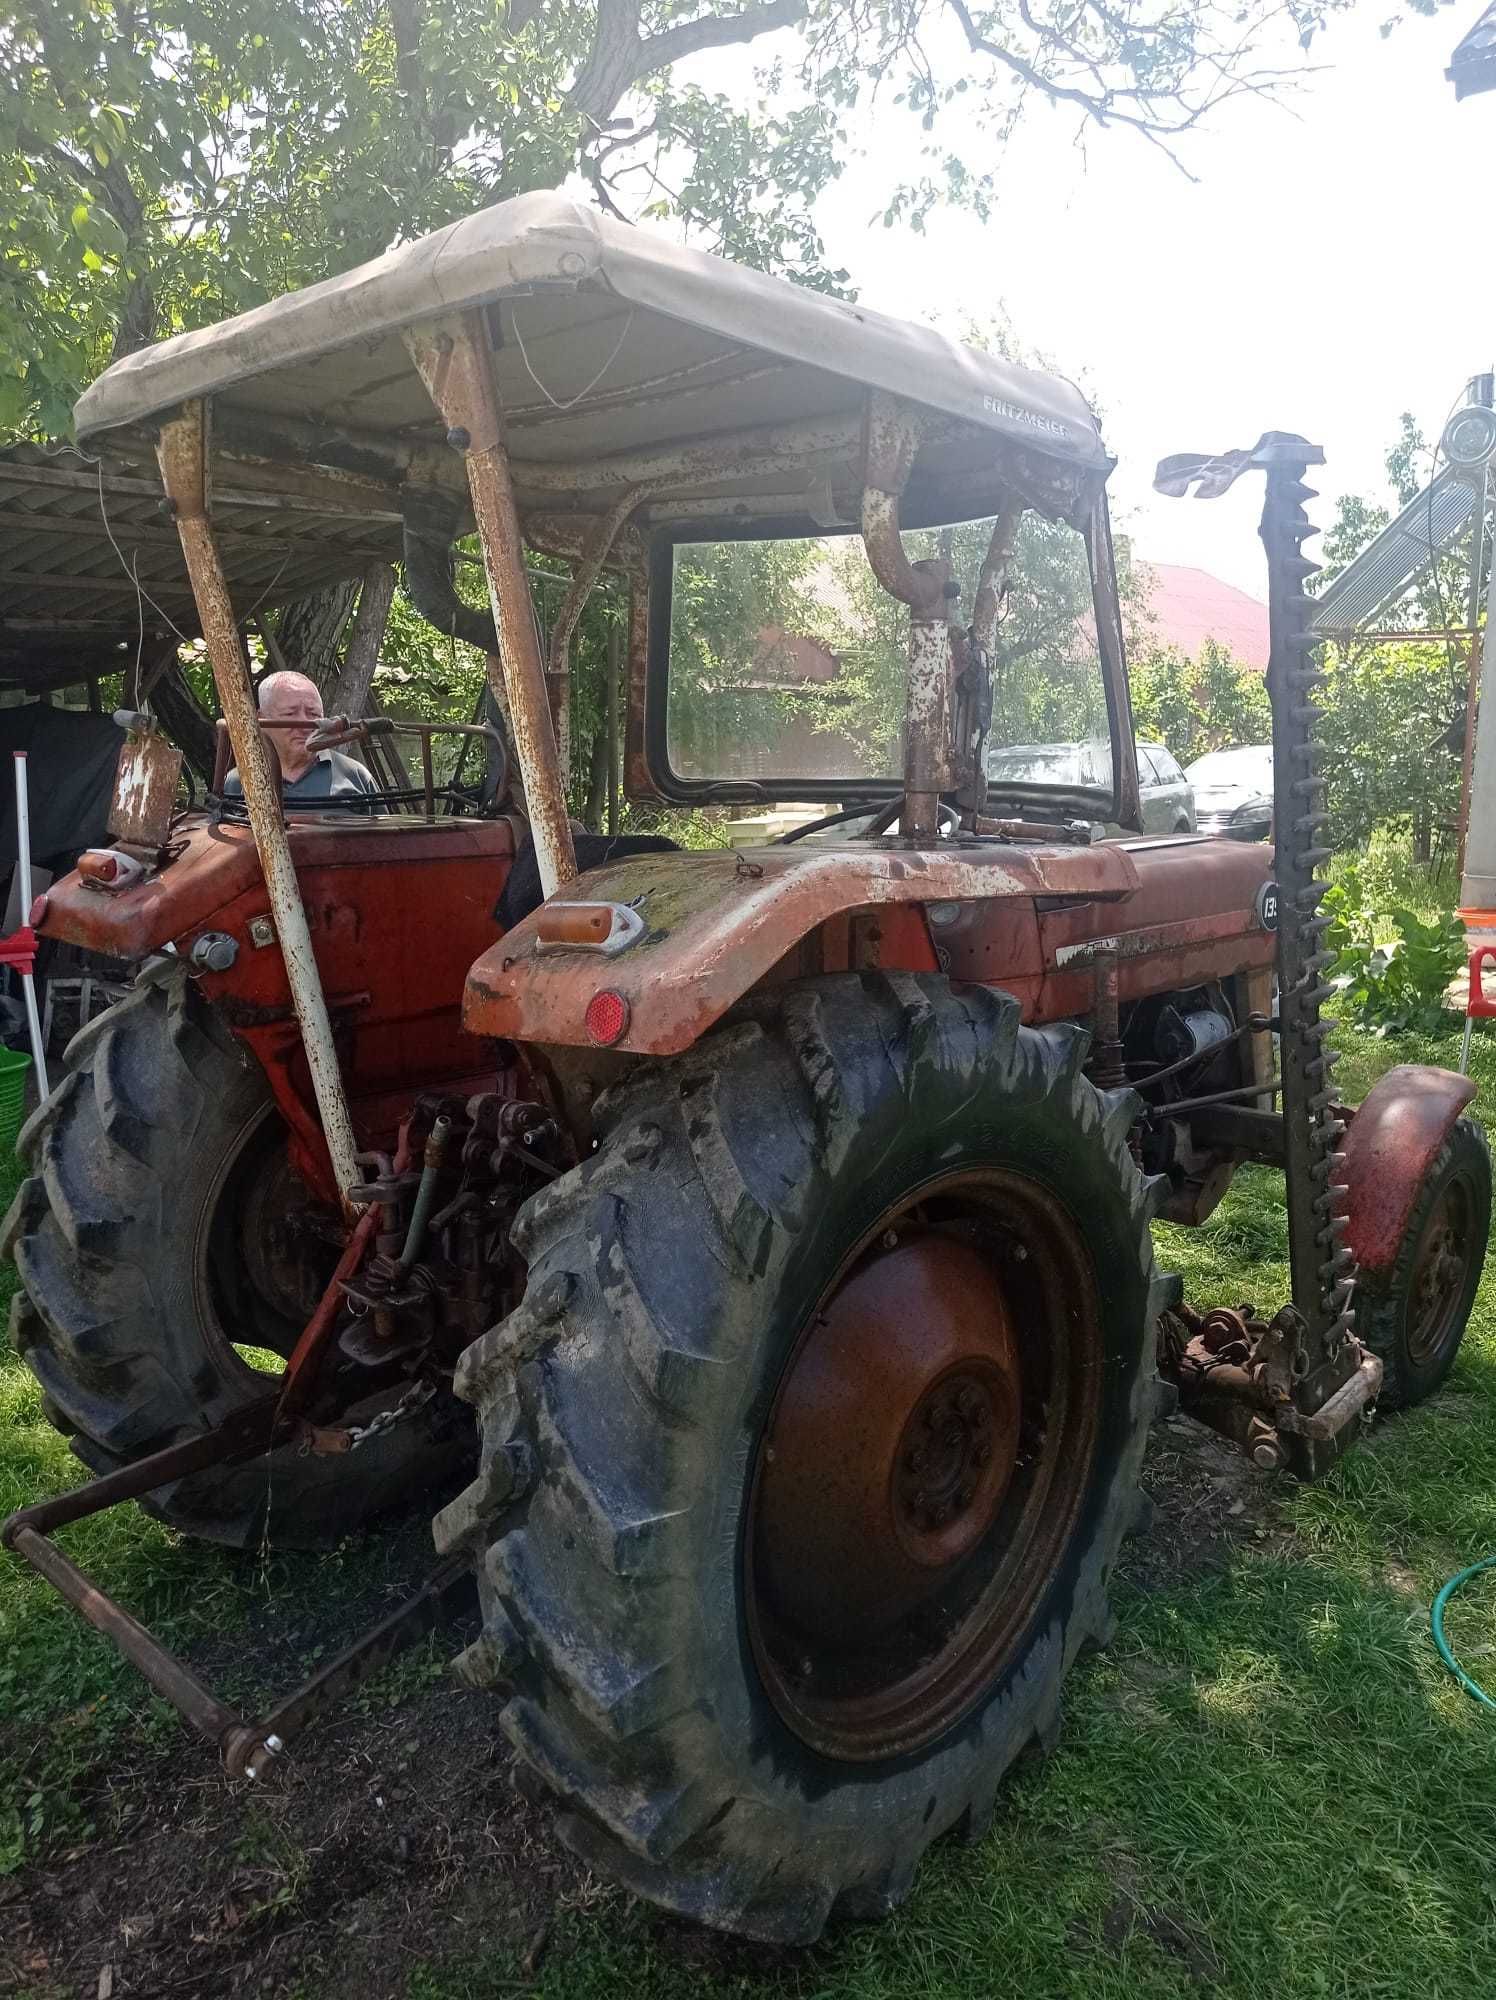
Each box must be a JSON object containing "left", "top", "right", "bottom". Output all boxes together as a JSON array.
[{"left": 0, "top": 1045, "right": 31, "bottom": 1155}]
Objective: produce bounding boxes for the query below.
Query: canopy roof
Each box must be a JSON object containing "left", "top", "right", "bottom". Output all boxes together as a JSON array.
[{"left": 75, "top": 193, "right": 1109, "bottom": 533}]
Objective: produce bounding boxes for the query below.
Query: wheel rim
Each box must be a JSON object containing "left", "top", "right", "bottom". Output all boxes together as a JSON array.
[
  {"left": 1406, "top": 1170, "right": 1478, "bottom": 1368},
  {"left": 195, "top": 1103, "right": 335, "bottom": 1380},
  {"left": 745, "top": 1170, "right": 1103, "bottom": 1763}
]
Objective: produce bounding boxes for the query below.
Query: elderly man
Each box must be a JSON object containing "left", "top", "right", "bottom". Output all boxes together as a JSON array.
[{"left": 224, "top": 670, "right": 383, "bottom": 812}]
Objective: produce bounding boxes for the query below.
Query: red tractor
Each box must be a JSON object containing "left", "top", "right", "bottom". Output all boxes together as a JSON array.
[{"left": 4, "top": 193, "right": 1488, "bottom": 1942}]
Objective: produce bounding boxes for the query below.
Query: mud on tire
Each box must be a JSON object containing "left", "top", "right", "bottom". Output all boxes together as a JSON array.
[
  {"left": 4, "top": 962, "right": 469, "bottom": 1548},
  {"left": 440, "top": 974, "right": 1170, "bottom": 1942}
]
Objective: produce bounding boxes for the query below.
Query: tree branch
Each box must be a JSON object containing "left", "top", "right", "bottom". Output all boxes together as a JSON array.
[{"left": 569, "top": 0, "right": 808, "bottom": 126}]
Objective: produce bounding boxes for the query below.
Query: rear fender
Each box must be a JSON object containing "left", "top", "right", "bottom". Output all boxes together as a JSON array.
[
  {"left": 464, "top": 840, "right": 1140, "bottom": 1056},
  {"left": 1341, "top": 1065, "right": 1477, "bottom": 1277}
]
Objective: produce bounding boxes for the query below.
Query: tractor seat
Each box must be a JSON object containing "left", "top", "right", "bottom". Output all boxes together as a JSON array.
[{"left": 495, "top": 831, "right": 680, "bottom": 930}]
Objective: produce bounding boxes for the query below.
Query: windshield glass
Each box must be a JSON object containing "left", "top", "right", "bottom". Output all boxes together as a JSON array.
[
  {"left": 1186, "top": 747, "right": 1272, "bottom": 788},
  {"left": 663, "top": 513, "right": 1112, "bottom": 790}
]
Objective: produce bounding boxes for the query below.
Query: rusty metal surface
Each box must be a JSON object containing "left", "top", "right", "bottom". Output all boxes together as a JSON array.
[
  {"left": 12, "top": 1524, "right": 249, "bottom": 1744},
  {"left": 41, "top": 811, "right": 515, "bottom": 1207},
  {"left": 745, "top": 1170, "right": 1102, "bottom": 1763},
  {"left": 1341, "top": 1064, "right": 1477, "bottom": 1276},
  {"left": 158, "top": 404, "right": 362, "bottom": 1216},
  {"left": 107, "top": 725, "right": 183, "bottom": 850},
  {"left": 403, "top": 315, "right": 577, "bottom": 900},
  {"left": 755, "top": 1235, "right": 1020, "bottom": 1644},
  {"left": 467, "top": 837, "right": 1140, "bottom": 1054}
]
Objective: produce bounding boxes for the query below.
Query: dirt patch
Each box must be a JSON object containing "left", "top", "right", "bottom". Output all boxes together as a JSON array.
[
  {"left": 1077, "top": 1841, "right": 1224, "bottom": 1990},
  {"left": 1, "top": 1680, "right": 606, "bottom": 2000},
  {"left": 1120, "top": 1414, "right": 1292, "bottom": 1593},
  {"left": 2, "top": 1415, "right": 1292, "bottom": 1997}
]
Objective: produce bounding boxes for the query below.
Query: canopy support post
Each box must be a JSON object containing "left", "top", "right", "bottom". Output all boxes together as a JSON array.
[
  {"left": 404, "top": 316, "right": 577, "bottom": 900},
  {"left": 859, "top": 392, "right": 955, "bottom": 842},
  {"left": 156, "top": 403, "right": 361, "bottom": 1217}
]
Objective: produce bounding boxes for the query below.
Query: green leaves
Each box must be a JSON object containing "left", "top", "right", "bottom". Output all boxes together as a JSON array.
[{"left": 1326, "top": 865, "right": 1465, "bottom": 1038}]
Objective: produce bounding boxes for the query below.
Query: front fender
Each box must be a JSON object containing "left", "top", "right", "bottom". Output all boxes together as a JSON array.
[{"left": 1341, "top": 1064, "right": 1477, "bottom": 1277}]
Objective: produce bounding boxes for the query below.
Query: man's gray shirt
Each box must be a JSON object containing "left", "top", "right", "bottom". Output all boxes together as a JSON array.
[{"left": 224, "top": 749, "right": 385, "bottom": 812}]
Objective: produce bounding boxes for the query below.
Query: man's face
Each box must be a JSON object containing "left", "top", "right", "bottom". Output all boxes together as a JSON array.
[{"left": 260, "top": 676, "right": 324, "bottom": 762}]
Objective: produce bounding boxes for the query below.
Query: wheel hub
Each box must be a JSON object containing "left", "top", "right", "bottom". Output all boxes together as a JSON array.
[{"left": 754, "top": 1233, "right": 1020, "bottom": 1645}]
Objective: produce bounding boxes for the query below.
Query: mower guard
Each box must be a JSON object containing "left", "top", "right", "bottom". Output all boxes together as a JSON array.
[{"left": 1341, "top": 1064, "right": 1477, "bottom": 1278}]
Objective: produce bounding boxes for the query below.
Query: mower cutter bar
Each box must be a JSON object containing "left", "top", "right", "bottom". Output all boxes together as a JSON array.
[{"left": 2, "top": 1398, "right": 472, "bottom": 1779}]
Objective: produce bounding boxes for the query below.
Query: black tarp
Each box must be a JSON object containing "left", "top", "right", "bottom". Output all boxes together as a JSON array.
[{"left": 0, "top": 705, "right": 123, "bottom": 877}]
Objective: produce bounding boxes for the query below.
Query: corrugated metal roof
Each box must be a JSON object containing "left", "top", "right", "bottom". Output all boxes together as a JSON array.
[
  {"left": 1449, "top": 2, "right": 1496, "bottom": 98},
  {"left": 0, "top": 443, "right": 401, "bottom": 686},
  {"left": 1311, "top": 468, "right": 1479, "bottom": 633}
]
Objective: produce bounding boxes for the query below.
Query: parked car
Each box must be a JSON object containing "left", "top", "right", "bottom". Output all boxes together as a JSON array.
[
  {"left": 1186, "top": 744, "right": 1273, "bottom": 840},
  {"left": 987, "top": 739, "right": 1196, "bottom": 834}
]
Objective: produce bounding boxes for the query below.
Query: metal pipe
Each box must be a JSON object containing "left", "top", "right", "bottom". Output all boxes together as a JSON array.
[
  {"left": 156, "top": 403, "right": 362, "bottom": 1216},
  {"left": 404, "top": 317, "right": 577, "bottom": 899},
  {"left": 396, "top": 1114, "right": 452, "bottom": 1277},
  {"left": 12, "top": 752, "right": 48, "bottom": 1098},
  {"left": 12, "top": 1526, "right": 247, "bottom": 1744},
  {"left": 606, "top": 615, "right": 621, "bottom": 837}
]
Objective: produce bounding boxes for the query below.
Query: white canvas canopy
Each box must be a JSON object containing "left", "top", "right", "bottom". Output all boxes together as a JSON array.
[{"left": 75, "top": 193, "right": 1109, "bottom": 529}]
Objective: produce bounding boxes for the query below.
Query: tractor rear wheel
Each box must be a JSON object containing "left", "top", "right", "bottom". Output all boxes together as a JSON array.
[
  {"left": 4, "top": 961, "right": 469, "bottom": 1547},
  {"left": 1355, "top": 1115, "right": 1490, "bottom": 1410},
  {"left": 441, "top": 974, "right": 1169, "bottom": 1941}
]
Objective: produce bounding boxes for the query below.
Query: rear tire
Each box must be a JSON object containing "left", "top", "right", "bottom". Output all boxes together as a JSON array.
[
  {"left": 1356, "top": 1116, "right": 1490, "bottom": 1410},
  {"left": 4, "top": 962, "right": 469, "bottom": 1547},
  {"left": 440, "top": 974, "right": 1169, "bottom": 1941}
]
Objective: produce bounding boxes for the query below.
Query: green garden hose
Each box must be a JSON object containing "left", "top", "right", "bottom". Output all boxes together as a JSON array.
[{"left": 1431, "top": 1556, "right": 1496, "bottom": 1711}]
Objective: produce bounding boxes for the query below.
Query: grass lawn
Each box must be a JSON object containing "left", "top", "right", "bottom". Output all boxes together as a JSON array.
[{"left": 6, "top": 1013, "right": 1496, "bottom": 1998}]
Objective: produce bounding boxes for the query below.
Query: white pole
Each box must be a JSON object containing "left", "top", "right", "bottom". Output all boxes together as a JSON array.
[{"left": 14, "top": 752, "right": 49, "bottom": 1100}]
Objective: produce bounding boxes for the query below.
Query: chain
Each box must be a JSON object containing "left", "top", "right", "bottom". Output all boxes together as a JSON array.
[{"left": 343, "top": 1377, "right": 437, "bottom": 1451}]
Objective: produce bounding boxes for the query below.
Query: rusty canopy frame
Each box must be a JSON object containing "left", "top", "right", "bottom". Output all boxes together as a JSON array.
[{"left": 140, "top": 296, "right": 1140, "bottom": 1215}]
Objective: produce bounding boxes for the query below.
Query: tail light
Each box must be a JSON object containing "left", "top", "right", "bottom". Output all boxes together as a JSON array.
[
  {"left": 534, "top": 901, "right": 644, "bottom": 955},
  {"left": 584, "top": 989, "right": 631, "bottom": 1047},
  {"left": 77, "top": 849, "right": 145, "bottom": 889}
]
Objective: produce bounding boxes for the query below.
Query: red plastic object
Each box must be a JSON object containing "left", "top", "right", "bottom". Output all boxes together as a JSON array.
[
  {"left": 26, "top": 893, "right": 47, "bottom": 928},
  {"left": 1468, "top": 944, "right": 1496, "bottom": 1019},
  {"left": 0, "top": 925, "right": 37, "bottom": 976},
  {"left": 584, "top": 988, "right": 631, "bottom": 1047}
]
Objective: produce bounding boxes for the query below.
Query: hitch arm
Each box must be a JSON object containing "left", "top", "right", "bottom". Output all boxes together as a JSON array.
[{"left": 2, "top": 1402, "right": 472, "bottom": 1780}]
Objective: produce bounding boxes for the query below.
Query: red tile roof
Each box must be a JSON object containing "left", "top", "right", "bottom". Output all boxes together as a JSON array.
[{"left": 1137, "top": 562, "right": 1269, "bottom": 671}]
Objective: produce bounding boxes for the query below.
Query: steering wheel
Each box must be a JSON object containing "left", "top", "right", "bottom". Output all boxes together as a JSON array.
[{"left": 774, "top": 799, "right": 961, "bottom": 844}]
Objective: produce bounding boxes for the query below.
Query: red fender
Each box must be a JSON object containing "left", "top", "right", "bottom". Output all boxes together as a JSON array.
[{"left": 1340, "top": 1065, "right": 1477, "bottom": 1277}]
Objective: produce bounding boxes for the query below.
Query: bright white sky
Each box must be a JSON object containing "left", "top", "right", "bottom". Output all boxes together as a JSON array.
[{"left": 682, "top": 4, "right": 1495, "bottom": 593}]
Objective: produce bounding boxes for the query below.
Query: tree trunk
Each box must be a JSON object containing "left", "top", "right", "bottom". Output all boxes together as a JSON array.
[
  {"left": 1413, "top": 806, "right": 1431, "bottom": 864},
  {"left": 272, "top": 580, "right": 361, "bottom": 688},
  {"left": 150, "top": 662, "right": 218, "bottom": 783},
  {"left": 583, "top": 720, "right": 609, "bottom": 831},
  {"left": 322, "top": 564, "right": 397, "bottom": 717}
]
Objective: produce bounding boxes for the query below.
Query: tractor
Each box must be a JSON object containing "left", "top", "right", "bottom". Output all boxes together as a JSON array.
[{"left": 3, "top": 192, "right": 1489, "bottom": 1943}]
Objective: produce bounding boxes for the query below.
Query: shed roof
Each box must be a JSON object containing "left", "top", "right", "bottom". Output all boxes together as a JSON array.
[{"left": 0, "top": 442, "right": 401, "bottom": 687}]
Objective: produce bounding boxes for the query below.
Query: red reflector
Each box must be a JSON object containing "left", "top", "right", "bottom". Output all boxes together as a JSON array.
[
  {"left": 584, "top": 989, "right": 631, "bottom": 1047},
  {"left": 27, "top": 893, "right": 48, "bottom": 927}
]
